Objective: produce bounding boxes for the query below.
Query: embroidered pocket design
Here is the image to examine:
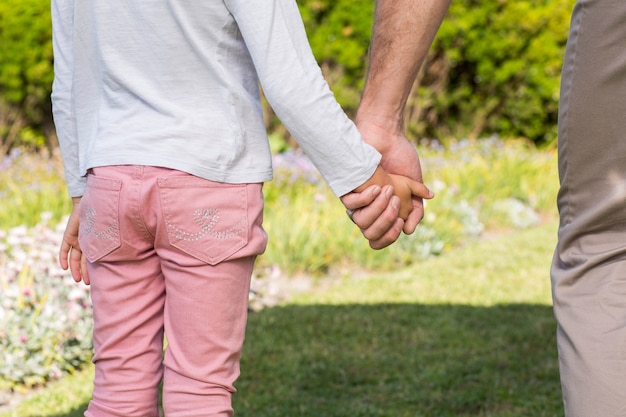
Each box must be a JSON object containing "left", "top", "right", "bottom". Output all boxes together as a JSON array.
[
  {"left": 78, "top": 175, "right": 122, "bottom": 262},
  {"left": 82, "top": 208, "right": 120, "bottom": 241},
  {"left": 166, "top": 208, "right": 246, "bottom": 241},
  {"left": 158, "top": 176, "right": 249, "bottom": 265}
]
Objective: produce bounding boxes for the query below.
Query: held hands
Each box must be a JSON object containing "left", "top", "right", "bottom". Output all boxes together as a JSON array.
[
  {"left": 59, "top": 197, "right": 90, "bottom": 285},
  {"left": 341, "top": 166, "right": 433, "bottom": 249},
  {"left": 356, "top": 116, "right": 427, "bottom": 234},
  {"left": 387, "top": 172, "right": 432, "bottom": 220},
  {"left": 341, "top": 114, "right": 431, "bottom": 249}
]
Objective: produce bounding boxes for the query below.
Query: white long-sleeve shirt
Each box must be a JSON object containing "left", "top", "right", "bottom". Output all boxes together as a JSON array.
[{"left": 51, "top": 0, "right": 381, "bottom": 198}]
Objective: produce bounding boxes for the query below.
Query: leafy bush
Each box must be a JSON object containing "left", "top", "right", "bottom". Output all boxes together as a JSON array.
[
  {"left": 298, "top": 0, "right": 575, "bottom": 144},
  {"left": 410, "top": 0, "right": 575, "bottom": 143},
  {"left": 0, "top": 0, "right": 54, "bottom": 153},
  {"left": 298, "top": 0, "right": 373, "bottom": 104},
  {"left": 0, "top": 0, "right": 574, "bottom": 155}
]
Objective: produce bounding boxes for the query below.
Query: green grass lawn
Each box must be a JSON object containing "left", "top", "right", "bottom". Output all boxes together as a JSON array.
[{"left": 1, "top": 220, "right": 562, "bottom": 417}]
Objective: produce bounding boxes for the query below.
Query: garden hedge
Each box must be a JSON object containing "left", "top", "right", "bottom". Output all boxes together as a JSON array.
[
  {"left": 0, "top": 0, "right": 54, "bottom": 153},
  {"left": 0, "top": 0, "right": 575, "bottom": 154},
  {"left": 414, "top": 0, "right": 575, "bottom": 143},
  {"left": 299, "top": 0, "right": 575, "bottom": 144}
]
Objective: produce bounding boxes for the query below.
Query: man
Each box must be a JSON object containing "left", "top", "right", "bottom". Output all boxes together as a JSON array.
[
  {"left": 551, "top": 1, "right": 626, "bottom": 415},
  {"left": 351, "top": 1, "right": 626, "bottom": 415}
]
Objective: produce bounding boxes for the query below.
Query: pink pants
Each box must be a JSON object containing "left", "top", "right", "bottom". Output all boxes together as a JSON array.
[{"left": 77, "top": 166, "right": 267, "bottom": 417}]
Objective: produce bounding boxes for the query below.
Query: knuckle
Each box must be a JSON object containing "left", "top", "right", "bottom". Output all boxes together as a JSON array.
[{"left": 361, "top": 228, "right": 380, "bottom": 241}]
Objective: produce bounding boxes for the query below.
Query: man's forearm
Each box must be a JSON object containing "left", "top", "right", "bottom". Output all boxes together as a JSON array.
[{"left": 357, "top": 0, "right": 451, "bottom": 134}]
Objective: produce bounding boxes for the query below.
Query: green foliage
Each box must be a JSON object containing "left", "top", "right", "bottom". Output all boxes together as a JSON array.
[
  {"left": 0, "top": 0, "right": 575, "bottom": 154},
  {"left": 412, "top": 0, "right": 575, "bottom": 143},
  {"left": 420, "top": 138, "right": 558, "bottom": 231},
  {"left": 297, "top": 0, "right": 575, "bottom": 144},
  {"left": 0, "top": 0, "right": 54, "bottom": 153},
  {"left": 0, "top": 364, "right": 93, "bottom": 417},
  {"left": 0, "top": 218, "right": 93, "bottom": 391},
  {"left": 297, "top": 0, "right": 374, "bottom": 106}
]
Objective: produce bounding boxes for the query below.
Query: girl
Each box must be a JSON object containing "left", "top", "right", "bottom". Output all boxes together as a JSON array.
[{"left": 52, "top": 0, "right": 430, "bottom": 415}]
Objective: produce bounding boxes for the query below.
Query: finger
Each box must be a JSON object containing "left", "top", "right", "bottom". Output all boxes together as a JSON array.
[
  {"left": 81, "top": 255, "right": 91, "bottom": 286},
  {"left": 360, "top": 195, "right": 401, "bottom": 242},
  {"left": 340, "top": 185, "right": 382, "bottom": 211},
  {"left": 368, "top": 218, "right": 405, "bottom": 250},
  {"left": 350, "top": 185, "right": 395, "bottom": 229},
  {"left": 406, "top": 179, "right": 434, "bottom": 199},
  {"left": 69, "top": 246, "right": 83, "bottom": 283},
  {"left": 403, "top": 198, "right": 425, "bottom": 234},
  {"left": 59, "top": 240, "right": 71, "bottom": 270}
]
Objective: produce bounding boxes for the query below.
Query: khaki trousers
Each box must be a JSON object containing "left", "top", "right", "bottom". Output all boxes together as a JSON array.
[{"left": 552, "top": 0, "right": 626, "bottom": 415}]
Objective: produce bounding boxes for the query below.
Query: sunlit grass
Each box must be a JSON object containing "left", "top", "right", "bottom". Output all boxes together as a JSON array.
[
  {"left": 0, "top": 149, "right": 71, "bottom": 229},
  {"left": 260, "top": 138, "right": 559, "bottom": 274},
  {"left": 1, "top": 220, "right": 561, "bottom": 417},
  {"left": 0, "top": 137, "right": 561, "bottom": 414},
  {"left": 0, "top": 138, "right": 560, "bottom": 394},
  {"left": 1, "top": 139, "right": 559, "bottom": 276}
]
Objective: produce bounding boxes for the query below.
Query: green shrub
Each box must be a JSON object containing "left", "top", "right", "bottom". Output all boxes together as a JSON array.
[
  {"left": 298, "top": 0, "right": 575, "bottom": 144},
  {"left": 0, "top": 0, "right": 574, "bottom": 154},
  {"left": 298, "top": 0, "right": 374, "bottom": 104},
  {"left": 0, "top": 0, "right": 54, "bottom": 153},
  {"left": 410, "top": 0, "right": 575, "bottom": 143}
]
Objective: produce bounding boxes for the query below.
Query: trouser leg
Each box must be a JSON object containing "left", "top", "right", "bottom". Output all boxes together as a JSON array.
[
  {"left": 80, "top": 166, "right": 166, "bottom": 417},
  {"left": 86, "top": 258, "right": 166, "bottom": 417},
  {"left": 552, "top": 1, "right": 626, "bottom": 415},
  {"left": 161, "top": 255, "right": 256, "bottom": 417},
  {"left": 154, "top": 175, "right": 267, "bottom": 416}
]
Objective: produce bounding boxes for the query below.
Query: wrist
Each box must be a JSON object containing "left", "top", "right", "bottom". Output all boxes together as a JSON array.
[
  {"left": 355, "top": 96, "right": 407, "bottom": 142},
  {"left": 355, "top": 115, "right": 407, "bottom": 156},
  {"left": 353, "top": 165, "right": 390, "bottom": 193}
]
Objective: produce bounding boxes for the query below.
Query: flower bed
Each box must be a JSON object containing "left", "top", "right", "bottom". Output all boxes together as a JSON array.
[{"left": 0, "top": 215, "right": 92, "bottom": 390}]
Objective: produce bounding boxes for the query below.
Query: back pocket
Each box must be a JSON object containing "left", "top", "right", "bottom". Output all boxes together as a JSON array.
[
  {"left": 157, "top": 175, "right": 249, "bottom": 265},
  {"left": 78, "top": 174, "right": 122, "bottom": 262}
]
